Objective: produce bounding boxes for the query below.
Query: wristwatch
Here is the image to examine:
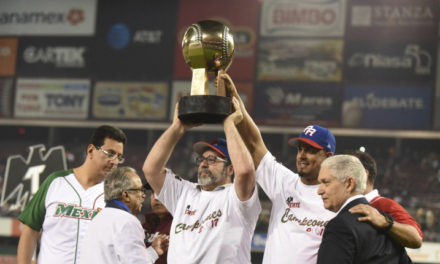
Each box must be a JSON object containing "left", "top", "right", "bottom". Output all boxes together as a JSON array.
[{"left": 381, "top": 212, "right": 394, "bottom": 232}]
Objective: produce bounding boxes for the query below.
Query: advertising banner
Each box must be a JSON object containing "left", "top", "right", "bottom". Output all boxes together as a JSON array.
[
  {"left": 169, "top": 81, "right": 191, "bottom": 121},
  {"left": 0, "top": 38, "right": 17, "bottom": 76},
  {"left": 342, "top": 85, "right": 431, "bottom": 129},
  {"left": 257, "top": 38, "right": 343, "bottom": 81},
  {"left": 16, "top": 37, "right": 91, "bottom": 77},
  {"left": 93, "top": 81, "right": 168, "bottom": 121},
  {"left": 14, "top": 78, "right": 90, "bottom": 119},
  {"left": 344, "top": 41, "right": 436, "bottom": 83},
  {"left": 0, "top": 77, "right": 13, "bottom": 117},
  {"left": 174, "top": 0, "right": 260, "bottom": 81},
  {"left": 0, "top": 0, "right": 97, "bottom": 36},
  {"left": 260, "top": 0, "right": 346, "bottom": 37},
  {"left": 94, "top": 0, "right": 178, "bottom": 81},
  {"left": 253, "top": 82, "right": 341, "bottom": 126},
  {"left": 406, "top": 242, "right": 440, "bottom": 264},
  {"left": 347, "top": 0, "right": 438, "bottom": 40}
]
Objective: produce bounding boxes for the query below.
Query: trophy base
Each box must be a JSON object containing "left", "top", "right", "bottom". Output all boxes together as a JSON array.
[{"left": 178, "top": 95, "right": 231, "bottom": 124}]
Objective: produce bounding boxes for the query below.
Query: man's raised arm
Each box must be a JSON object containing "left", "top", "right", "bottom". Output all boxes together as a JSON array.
[
  {"left": 218, "top": 71, "right": 268, "bottom": 168},
  {"left": 143, "top": 104, "right": 197, "bottom": 194},
  {"left": 224, "top": 97, "right": 256, "bottom": 201}
]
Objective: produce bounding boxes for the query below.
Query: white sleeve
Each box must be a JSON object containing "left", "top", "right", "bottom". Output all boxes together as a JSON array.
[
  {"left": 230, "top": 184, "right": 261, "bottom": 225},
  {"left": 145, "top": 246, "right": 159, "bottom": 264},
  {"left": 256, "top": 151, "right": 298, "bottom": 201},
  {"left": 157, "top": 168, "right": 193, "bottom": 216},
  {"left": 116, "top": 216, "right": 155, "bottom": 263}
]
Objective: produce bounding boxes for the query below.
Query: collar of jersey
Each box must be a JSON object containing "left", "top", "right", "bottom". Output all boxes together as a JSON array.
[{"left": 196, "top": 183, "right": 233, "bottom": 191}]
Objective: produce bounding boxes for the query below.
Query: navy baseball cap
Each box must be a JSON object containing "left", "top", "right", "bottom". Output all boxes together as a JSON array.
[
  {"left": 193, "top": 138, "right": 230, "bottom": 160},
  {"left": 288, "top": 125, "right": 336, "bottom": 154}
]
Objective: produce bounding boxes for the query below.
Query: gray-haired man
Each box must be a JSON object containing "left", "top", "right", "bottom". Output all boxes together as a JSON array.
[
  {"left": 317, "top": 155, "right": 412, "bottom": 264},
  {"left": 80, "top": 167, "right": 168, "bottom": 264}
]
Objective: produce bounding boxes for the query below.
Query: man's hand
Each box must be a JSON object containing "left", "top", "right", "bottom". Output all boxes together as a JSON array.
[
  {"left": 215, "top": 69, "right": 269, "bottom": 168},
  {"left": 349, "top": 204, "right": 389, "bottom": 229},
  {"left": 151, "top": 234, "right": 169, "bottom": 256},
  {"left": 171, "top": 102, "right": 200, "bottom": 132},
  {"left": 216, "top": 70, "right": 243, "bottom": 107},
  {"left": 224, "top": 97, "right": 243, "bottom": 126}
]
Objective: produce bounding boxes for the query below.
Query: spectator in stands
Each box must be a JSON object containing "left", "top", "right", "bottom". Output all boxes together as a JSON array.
[
  {"left": 425, "top": 209, "right": 435, "bottom": 231},
  {"left": 143, "top": 183, "right": 172, "bottom": 264}
]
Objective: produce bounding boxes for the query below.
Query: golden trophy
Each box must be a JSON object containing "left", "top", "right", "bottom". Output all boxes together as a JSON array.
[{"left": 178, "top": 20, "right": 235, "bottom": 123}]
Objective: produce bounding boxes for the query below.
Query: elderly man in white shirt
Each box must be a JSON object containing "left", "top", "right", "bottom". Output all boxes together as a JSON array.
[{"left": 80, "top": 167, "right": 168, "bottom": 264}]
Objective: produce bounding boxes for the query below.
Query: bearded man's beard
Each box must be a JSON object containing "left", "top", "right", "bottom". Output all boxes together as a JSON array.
[{"left": 198, "top": 166, "right": 227, "bottom": 186}]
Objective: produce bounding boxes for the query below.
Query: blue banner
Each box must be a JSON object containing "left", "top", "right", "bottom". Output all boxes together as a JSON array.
[{"left": 342, "top": 85, "right": 431, "bottom": 129}]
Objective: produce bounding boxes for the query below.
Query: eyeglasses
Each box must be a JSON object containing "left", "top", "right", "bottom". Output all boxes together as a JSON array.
[
  {"left": 95, "top": 146, "right": 125, "bottom": 164},
  {"left": 126, "top": 187, "right": 147, "bottom": 194},
  {"left": 195, "top": 155, "right": 228, "bottom": 166}
]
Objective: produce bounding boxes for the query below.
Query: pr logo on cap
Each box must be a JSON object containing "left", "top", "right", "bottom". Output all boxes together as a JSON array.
[
  {"left": 303, "top": 126, "right": 317, "bottom": 136},
  {"left": 288, "top": 125, "right": 336, "bottom": 154}
]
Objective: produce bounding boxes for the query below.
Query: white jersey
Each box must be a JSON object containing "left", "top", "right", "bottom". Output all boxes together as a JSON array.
[
  {"left": 158, "top": 169, "right": 261, "bottom": 264},
  {"left": 19, "top": 169, "right": 105, "bottom": 264},
  {"left": 80, "top": 207, "right": 159, "bottom": 264},
  {"left": 257, "top": 152, "right": 335, "bottom": 264}
]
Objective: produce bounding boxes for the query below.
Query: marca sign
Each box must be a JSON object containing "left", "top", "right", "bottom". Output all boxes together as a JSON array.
[
  {"left": 0, "top": 0, "right": 97, "bottom": 36},
  {"left": 253, "top": 82, "right": 340, "bottom": 126}
]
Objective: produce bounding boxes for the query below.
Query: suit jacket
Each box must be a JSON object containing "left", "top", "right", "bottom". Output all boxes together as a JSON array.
[{"left": 317, "top": 197, "right": 412, "bottom": 264}]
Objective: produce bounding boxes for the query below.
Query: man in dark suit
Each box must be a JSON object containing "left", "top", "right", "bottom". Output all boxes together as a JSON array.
[{"left": 317, "top": 155, "right": 412, "bottom": 264}]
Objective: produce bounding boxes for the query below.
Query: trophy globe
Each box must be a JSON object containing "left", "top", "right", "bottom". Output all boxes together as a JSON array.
[{"left": 179, "top": 20, "right": 235, "bottom": 123}]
